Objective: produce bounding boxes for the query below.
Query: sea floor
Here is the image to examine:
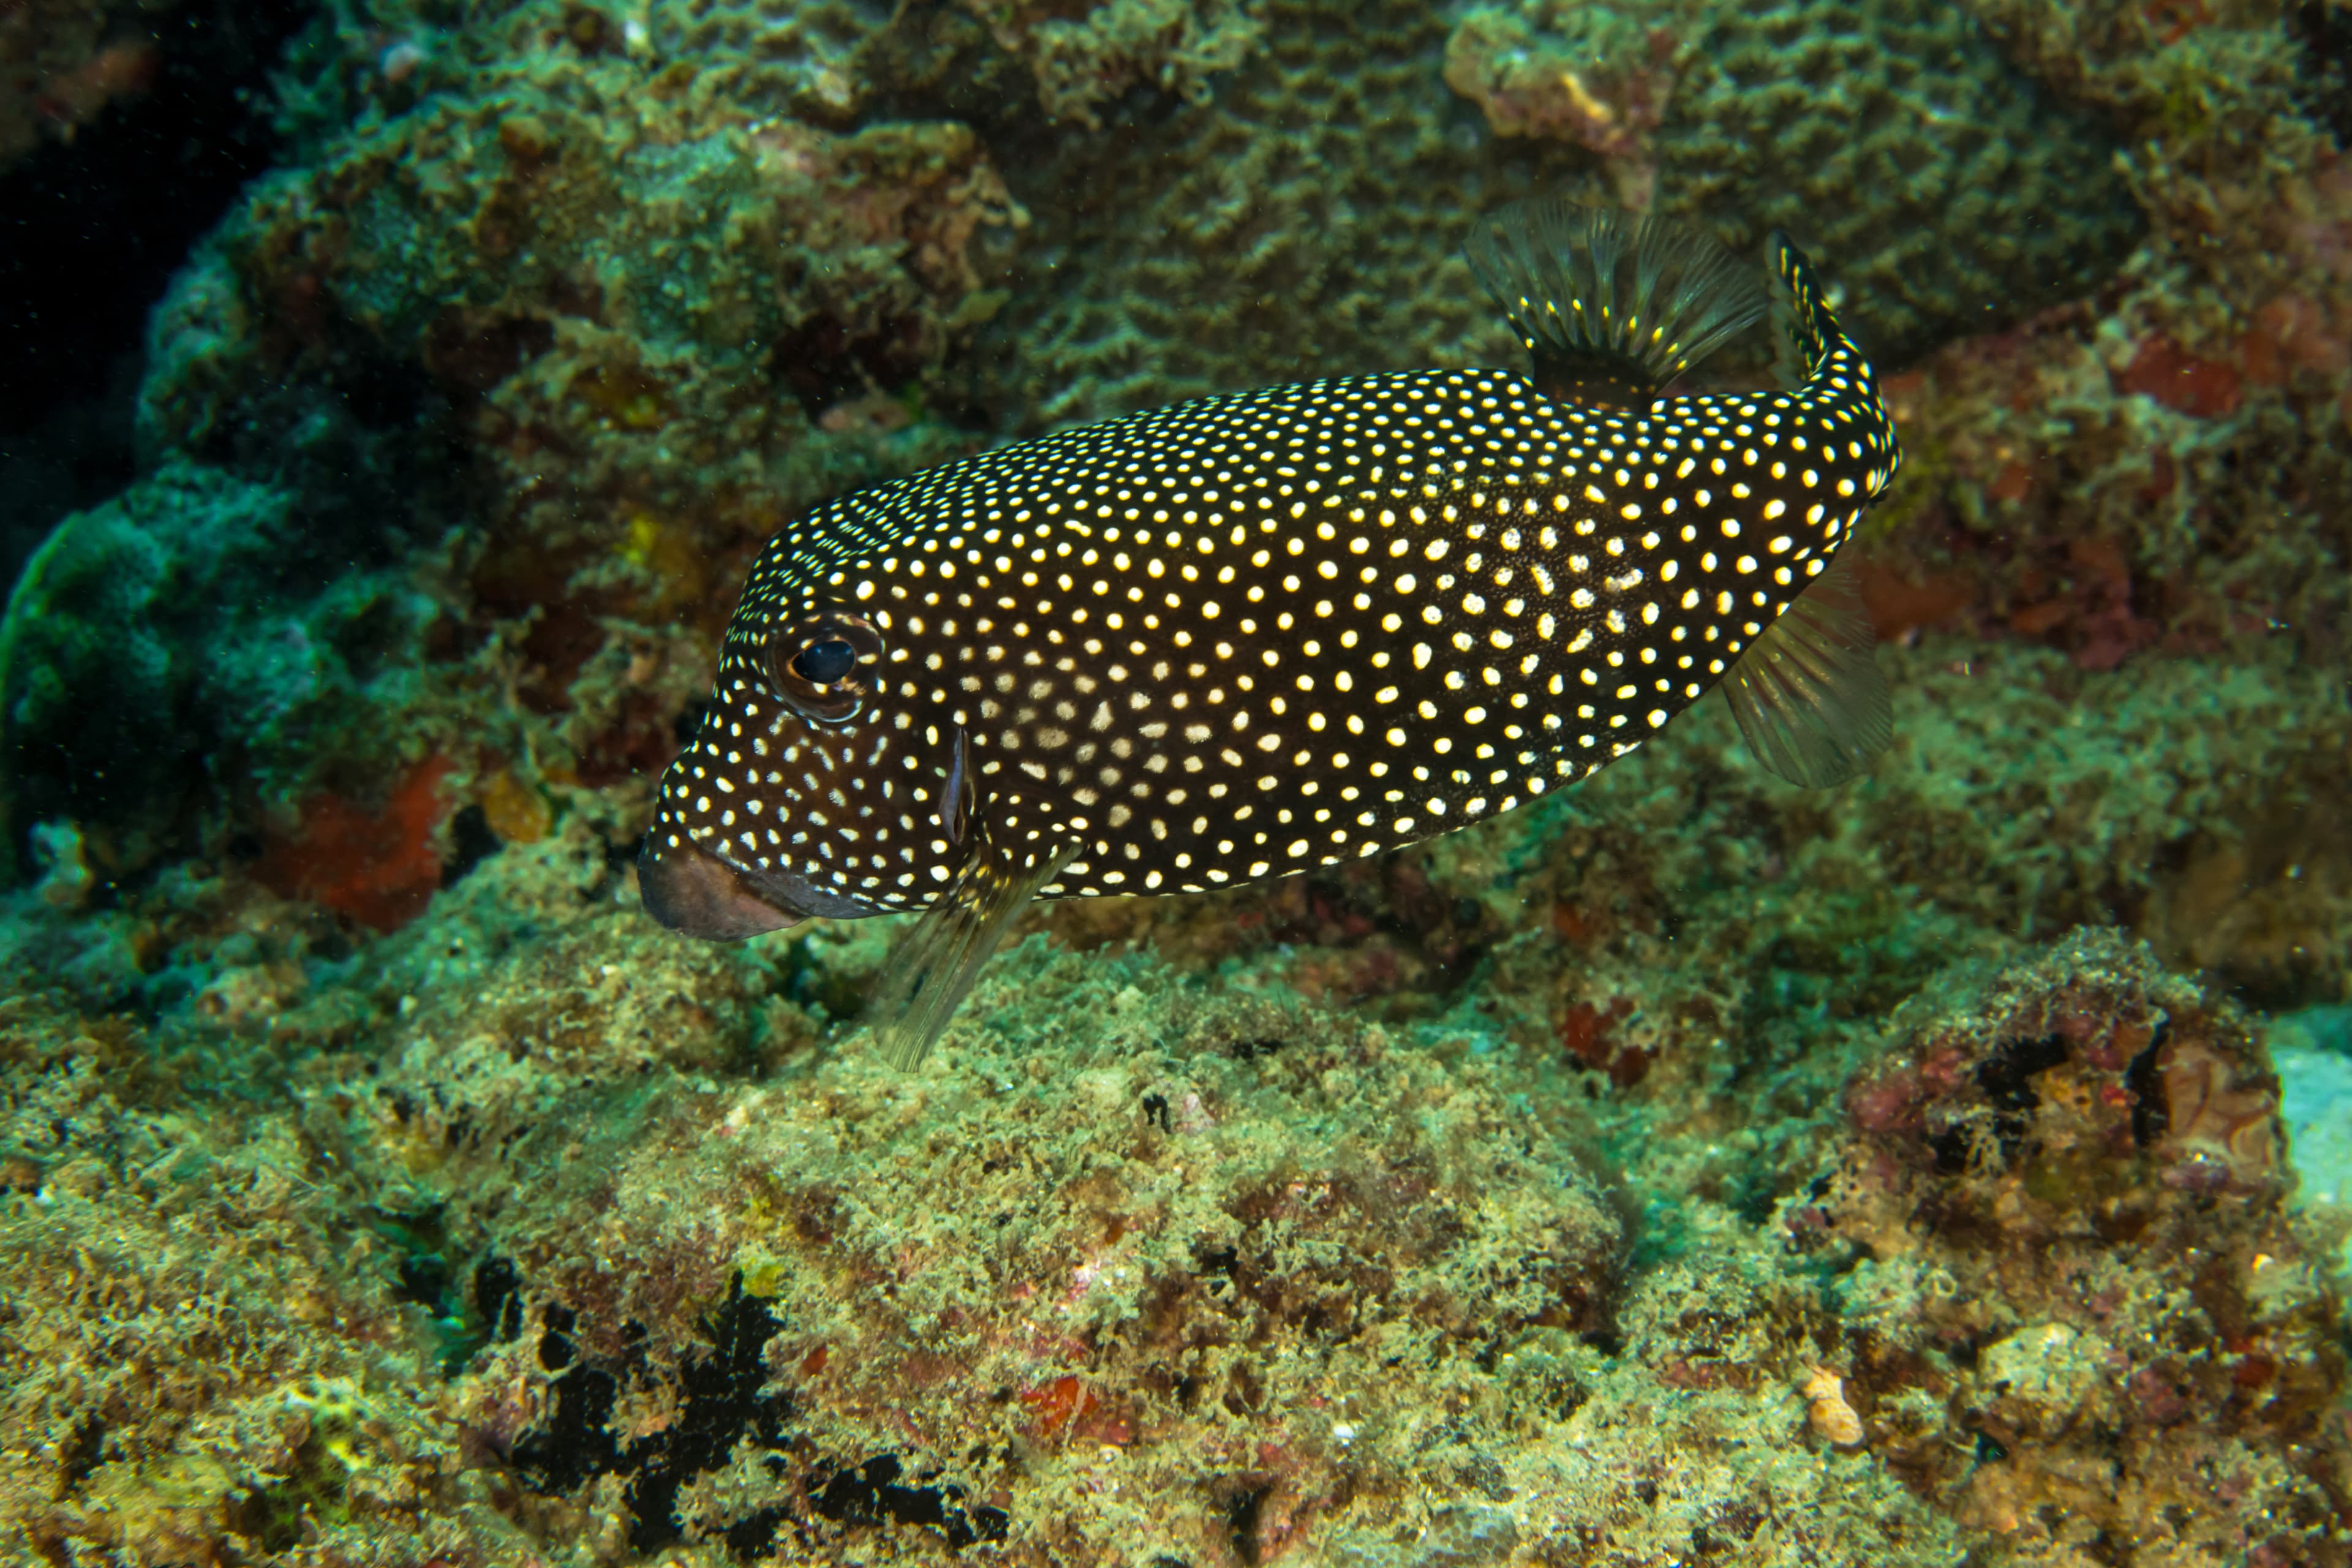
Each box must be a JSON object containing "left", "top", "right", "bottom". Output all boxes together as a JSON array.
[{"left": 2, "top": 641, "right": 2348, "bottom": 1564}]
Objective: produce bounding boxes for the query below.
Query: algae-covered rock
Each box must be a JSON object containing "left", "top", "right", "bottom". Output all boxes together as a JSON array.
[
  {"left": 0, "top": 997, "right": 494, "bottom": 1567},
  {"left": 1813, "top": 931, "right": 2349, "bottom": 1562},
  {"left": 132, "top": 2, "right": 1030, "bottom": 805},
  {"left": 311, "top": 930, "right": 1629, "bottom": 1550},
  {"left": 3, "top": 727, "right": 2348, "bottom": 1561},
  {"left": 0, "top": 463, "right": 431, "bottom": 875}
]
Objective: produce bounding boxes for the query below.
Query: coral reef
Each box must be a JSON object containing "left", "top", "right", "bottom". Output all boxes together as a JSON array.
[
  {"left": 2, "top": 0, "right": 2351, "bottom": 1561},
  {"left": 963, "top": 0, "right": 1266, "bottom": 128},
  {"left": 6, "top": 0, "right": 1028, "bottom": 875},
  {"left": 959, "top": 0, "right": 1581, "bottom": 431},
  {"left": 198, "top": 51, "right": 1023, "bottom": 589},
  {"left": 967, "top": 0, "right": 2147, "bottom": 438},
  {"left": 1443, "top": 0, "right": 1681, "bottom": 208},
  {"left": 0, "top": 0, "right": 166, "bottom": 171},
  {"left": 6, "top": 820, "right": 2344, "bottom": 1561},
  {"left": 1653, "top": 0, "right": 2146, "bottom": 363},
  {"left": 1819, "top": 935, "right": 2348, "bottom": 1561},
  {"left": 1845, "top": 2, "right": 2352, "bottom": 661},
  {"left": 1444, "top": 0, "right": 2146, "bottom": 360}
]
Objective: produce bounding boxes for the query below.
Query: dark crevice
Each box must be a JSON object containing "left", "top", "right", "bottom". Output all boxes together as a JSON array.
[
  {"left": 1224, "top": 1480, "right": 1272, "bottom": 1566},
  {"left": 2125, "top": 1018, "right": 2171, "bottom": 1148},
  {"left": 0, "top": 0, "right": 314, "bottom": 587},
  {"left": 853, "top": 1, "right": 1045, "bottom": 143},
  {"left": 1976, "top": 1033, "right": 2069, "bottom": 1160},
  {"left": 57, "top": 1415, "right": 107, "bottom": 1496},
  {"left": 441, "top": 804, "right": 503, "bottom": 889},
  {"left": 767, "top": 314, "right": 937, "bottom": 418},
  {"left": 2296, "top": 1, "right": 2352, "bottom": 148},
  {"left": 475, "top": 1256, "right": 525, "bottom": 1343},
  {"left": 807, "top": 1453, "right": 1008, "bottom": 1550}
]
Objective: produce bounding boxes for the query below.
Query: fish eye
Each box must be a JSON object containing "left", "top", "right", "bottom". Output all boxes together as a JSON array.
[
  {"left": 794, "top": 638, "right": 857, "bottom": 685},
  {"left": 766, "top": 606, "right": 885, "bottom": 725}
]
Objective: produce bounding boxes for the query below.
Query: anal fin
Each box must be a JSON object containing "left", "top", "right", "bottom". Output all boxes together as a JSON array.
[
  {"left": 1720, "top": 557, "right": 1893, "bottom": 788},
  {"left": 867, "top": 827, "right": 1077, "bottom": 1071}
]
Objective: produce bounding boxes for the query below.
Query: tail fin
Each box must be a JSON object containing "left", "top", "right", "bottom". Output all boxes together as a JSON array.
[
  {"left": 1766, "top": 231, "right": 1839, "bottom": 390},
  {"left": 1466, "top": 200, "right": 1768, "bottom": 410}
]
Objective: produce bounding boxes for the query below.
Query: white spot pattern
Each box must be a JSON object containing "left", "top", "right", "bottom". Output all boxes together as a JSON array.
[{"left": 650, "top": 242, "right": 1898, "bottom": 907}]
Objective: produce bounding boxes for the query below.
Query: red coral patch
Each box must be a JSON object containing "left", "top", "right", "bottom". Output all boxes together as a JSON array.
[
  {"left": 2117, "top": 335, "right": 2242, "bottom": 418},
  {"left": 257, "top": 755, "right": 454, "bottom": 931}
]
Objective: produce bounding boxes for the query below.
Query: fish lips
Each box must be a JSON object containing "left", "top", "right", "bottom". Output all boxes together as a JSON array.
[{"left": 636, "top": 831, "right": 886, "bottom": 940}]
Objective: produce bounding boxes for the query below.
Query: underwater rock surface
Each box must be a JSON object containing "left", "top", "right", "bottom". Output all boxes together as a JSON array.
[
  {"left": 4, "top": 867, "right": 2348, "bottom": 1562},
  {"left": 2, "top": 0, "right": 2351, "bottom": 1562}
]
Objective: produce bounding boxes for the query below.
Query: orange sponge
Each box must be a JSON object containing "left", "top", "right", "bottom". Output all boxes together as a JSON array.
[{"left": 258, "top": 755, "right": 453, "bottom": 931}]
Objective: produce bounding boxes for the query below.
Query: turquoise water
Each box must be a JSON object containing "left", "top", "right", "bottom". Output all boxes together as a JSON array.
[{"left": 1, "top": 2, "right": 2348, "bottom": 1564}]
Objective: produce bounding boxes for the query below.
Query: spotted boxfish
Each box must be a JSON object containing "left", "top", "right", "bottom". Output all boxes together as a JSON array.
[{"left": 640, "top": 201, "right": 1901, "bottom": 1064}]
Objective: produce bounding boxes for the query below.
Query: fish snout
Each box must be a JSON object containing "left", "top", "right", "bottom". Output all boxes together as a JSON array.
[
  {"left": 638, "top": 822, "right": 897, "bottom": 939},
  {"left": 636, "top": 832, "right": 801, "bottom": 940}
]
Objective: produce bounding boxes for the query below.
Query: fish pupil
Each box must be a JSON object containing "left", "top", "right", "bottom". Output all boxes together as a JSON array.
[{"left": 796, "top": 638, "right": 857, "bottom": 685}]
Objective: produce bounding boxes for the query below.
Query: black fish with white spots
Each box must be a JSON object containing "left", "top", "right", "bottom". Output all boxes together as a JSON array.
[{"left": 640, "top": 201, "right": 1901, "bottom": 1064}]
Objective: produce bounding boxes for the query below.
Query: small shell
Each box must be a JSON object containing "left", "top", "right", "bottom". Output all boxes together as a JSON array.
[{"left": 1803, "top": 1367, "right": 1864, "bottom": 1447}]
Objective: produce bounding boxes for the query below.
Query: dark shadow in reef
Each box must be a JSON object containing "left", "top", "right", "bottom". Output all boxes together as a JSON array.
[
  {"left": 0, "top": 0, "right": 311, "bottom": 589},
  {"left": 508, "top": 1273, "right": 1006, "bottom": 1555}
]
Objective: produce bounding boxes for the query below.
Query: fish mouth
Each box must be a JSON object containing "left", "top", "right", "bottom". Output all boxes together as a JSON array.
[{"left": 636, "top": 830, "right": 887, "bottom": 940}]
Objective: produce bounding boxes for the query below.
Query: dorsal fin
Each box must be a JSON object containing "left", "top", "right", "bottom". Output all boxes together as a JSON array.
[{"left": 1464, "top": 200, "right": 1769, "bottom": 410}]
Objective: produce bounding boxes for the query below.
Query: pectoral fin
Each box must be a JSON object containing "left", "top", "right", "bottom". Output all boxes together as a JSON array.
[
  {"left": 868, "top": 826, "right": 1077, "bottom": 1070},
  {"left": 1720, "top": 557, "right": 1893, "bottom": 788}
]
